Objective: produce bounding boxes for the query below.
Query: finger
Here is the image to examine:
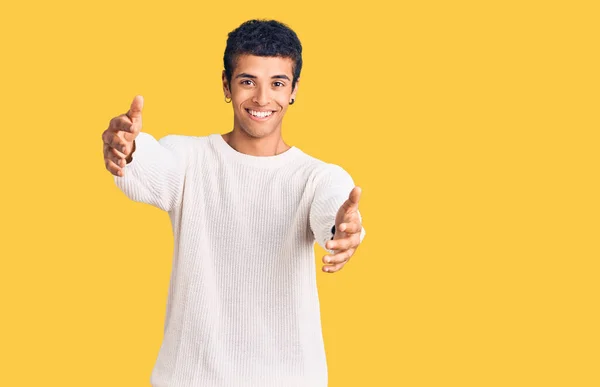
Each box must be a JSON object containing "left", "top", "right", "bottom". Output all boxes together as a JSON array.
[
  {"left": 103, "top": 141, "right": 127, "bottom": 158},
  {"left": 104, "top": 156, "right": 124, "bottom": 177},
  {"left": 338, "top": 221, "right": 362, "bottom": 234},
  {"left": 104, "top": 143, "right": 126, "bottom": 167},
  {"left": 102, "top": 131, "right": 129, "bottom": 154},
  {"left": 103, "top": 143, "right": 124, "bottom": 168},
  {"left": 126, "top": 95, "right": 144, "bottom": 124},
  {"left": 326, "top": 235, "right": 358, "bottom": 251},
  {"left": 323, "top": 248, "right": 355, "bottom": 264},
  {"left": 323, "top": 260, "right": 348, "bottom": 273},
  {"left": 108, "top": 115, "right": 135, "bottom": 133}
]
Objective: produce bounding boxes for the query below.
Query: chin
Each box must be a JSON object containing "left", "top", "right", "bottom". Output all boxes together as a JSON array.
[
  {"left": 243, "top": 122, "right": 277, "bottom": 137},
  {"left": 239, "top": 125, "right": 268, "bottom": 139}
]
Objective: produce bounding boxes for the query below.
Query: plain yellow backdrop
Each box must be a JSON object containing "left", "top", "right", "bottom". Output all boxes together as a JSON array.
[{"left": 1, "top": 0, "right": 598, "bottom": 386}]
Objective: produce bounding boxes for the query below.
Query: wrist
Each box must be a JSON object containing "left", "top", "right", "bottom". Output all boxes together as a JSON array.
[{"left": 125, "top": 140, "right": 136, "bottom": 163}]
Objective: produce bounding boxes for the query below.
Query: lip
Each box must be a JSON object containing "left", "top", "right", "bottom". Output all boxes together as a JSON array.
[{"left": 245, "top": 108, "right": 276, "bottom": 121}]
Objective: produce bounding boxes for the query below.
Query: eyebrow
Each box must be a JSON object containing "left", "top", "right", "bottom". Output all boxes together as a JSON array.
[{"left": 235, "top": 73, "right": 291, "bottom": 81}]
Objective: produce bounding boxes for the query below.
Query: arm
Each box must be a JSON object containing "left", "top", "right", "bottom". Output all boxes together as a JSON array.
[
  {"left": 113, "top": 132, "right": 188, "bottom": 212},
  {"left": 309, "top": 164, "right": 366, "bottom": 256}
]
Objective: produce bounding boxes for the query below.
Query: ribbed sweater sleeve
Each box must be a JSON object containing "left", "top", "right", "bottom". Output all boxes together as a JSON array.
[
  {"left": 309, "top": 164, "right": 366, "bottom": 255},
  {"left": 113, "top": 132, "right": 188, "bottom": 212}
]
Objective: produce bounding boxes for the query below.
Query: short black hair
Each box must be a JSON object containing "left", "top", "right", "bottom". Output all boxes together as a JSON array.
[{"left": 223, "top": 19, "right": 303, "bottom": 91}]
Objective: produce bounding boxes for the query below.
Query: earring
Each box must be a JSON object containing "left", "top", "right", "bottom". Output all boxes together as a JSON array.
[
  {"left": 225, "top": 96, "right": 231, "bottom": 103},
  {"left": 289, "top": 98, "right": 295, "bottom": 105}
]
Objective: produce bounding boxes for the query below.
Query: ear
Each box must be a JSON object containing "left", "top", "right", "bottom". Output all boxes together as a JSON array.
[
  {"left": 222, "top": 70, "right": 231, "bottom": 97},
  {"left": 291, "top": 77, "right": 300, "bottom": 100}
]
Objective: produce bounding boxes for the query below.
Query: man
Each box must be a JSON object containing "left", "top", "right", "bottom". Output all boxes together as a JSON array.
[{"left": 102, "top": 19, "right": 366, "bottom": 387}]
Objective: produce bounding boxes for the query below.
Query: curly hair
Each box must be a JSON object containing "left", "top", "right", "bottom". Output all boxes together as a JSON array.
[{"left": 223, "top": 19, "right": 303, "bottom": 92}]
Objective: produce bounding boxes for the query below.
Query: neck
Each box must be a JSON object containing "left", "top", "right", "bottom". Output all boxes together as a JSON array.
[{"left": 222, "top": 128, "right": 291, "bottom": 156}]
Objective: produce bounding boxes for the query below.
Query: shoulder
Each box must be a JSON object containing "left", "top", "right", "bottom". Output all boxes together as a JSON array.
[
  {"left": 317, "top": 163, "right": 354, "bottom": 187},
  {"left": 293, "top": 154, "right": 353, "bottom": 188},
  {"left": 158, "top": 133, "right": 198, "bottom": 145},
  {"left": 293, "top": 151, "right": 348, "bottom": 175},
  {"left": 156, "top": 133, "right": 212, "bottom": 152}
]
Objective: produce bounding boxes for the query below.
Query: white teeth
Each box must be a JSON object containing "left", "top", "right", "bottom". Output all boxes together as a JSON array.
[{"left": 248, "top": 109, "right": 273, "bottom": 118}]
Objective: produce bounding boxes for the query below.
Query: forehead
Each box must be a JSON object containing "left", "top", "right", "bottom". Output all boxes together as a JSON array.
[{"left": 233, "top": 54, "right": 294, "bottom": 77}]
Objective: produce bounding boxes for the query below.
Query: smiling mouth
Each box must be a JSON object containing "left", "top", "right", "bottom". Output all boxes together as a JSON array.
[{"left": 245, "top": 108, "right": 275, "bottom": 120}]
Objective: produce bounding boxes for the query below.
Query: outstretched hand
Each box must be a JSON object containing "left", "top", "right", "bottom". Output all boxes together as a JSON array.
[
  {"left": 102, "top": 95, "right": 144, "bottom": 177},
  {"left": 322, "top": 186, "right": 364, "bottom": 273}
]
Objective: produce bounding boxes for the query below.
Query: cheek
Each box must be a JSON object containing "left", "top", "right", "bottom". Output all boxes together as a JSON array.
[
  {"left": 275, "top": 95, "right": 290, "bottom": 108},
  {"left": 231, "top": 88, "right": 250, "bottom": 101}
]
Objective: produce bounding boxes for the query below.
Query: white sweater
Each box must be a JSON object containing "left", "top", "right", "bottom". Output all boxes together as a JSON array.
[{"left": 113, "top": 132, "right": 366, "bottom": 387}]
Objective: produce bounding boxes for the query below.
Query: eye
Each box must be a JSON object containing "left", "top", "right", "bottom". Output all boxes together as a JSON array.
[
  {"left": 274, "top": 81, "right": 285, "bottom": 87},
  {"left": 241, "top": 80, "right": 253, "bottom": 85}
]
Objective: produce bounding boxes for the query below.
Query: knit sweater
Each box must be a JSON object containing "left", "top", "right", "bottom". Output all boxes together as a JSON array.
[{"left": 113, "top": 131, "right": 366, "bottom": 387}]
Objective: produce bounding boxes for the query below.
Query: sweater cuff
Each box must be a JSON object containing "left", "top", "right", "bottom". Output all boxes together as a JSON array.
[{"left": 121, "top": 132, "right": 155, "bottom": 170}]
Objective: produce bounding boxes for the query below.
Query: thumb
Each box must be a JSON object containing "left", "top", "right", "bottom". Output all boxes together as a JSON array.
[
  {"left": 347, "top": 186, "right": 362, "bottom": 210},
  {"left": 127, "top": 95, "right": 144, "bottom": 123},
  {"left": 339, "top": 186, "right": 362, "bottom": 215}
]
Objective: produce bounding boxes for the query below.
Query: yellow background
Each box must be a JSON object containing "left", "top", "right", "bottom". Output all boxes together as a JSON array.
[{"left": 1, "top": 0, "right": 598, "bottom": 386}]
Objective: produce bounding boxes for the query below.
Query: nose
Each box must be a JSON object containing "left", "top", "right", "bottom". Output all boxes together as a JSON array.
[{"left": 252, "top": 85, "right": 271, "bottom": 106}]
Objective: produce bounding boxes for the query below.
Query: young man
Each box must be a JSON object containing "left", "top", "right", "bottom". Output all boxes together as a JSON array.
[{"left": 102, "top": 19, "right": 366, "bottom": 387}]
